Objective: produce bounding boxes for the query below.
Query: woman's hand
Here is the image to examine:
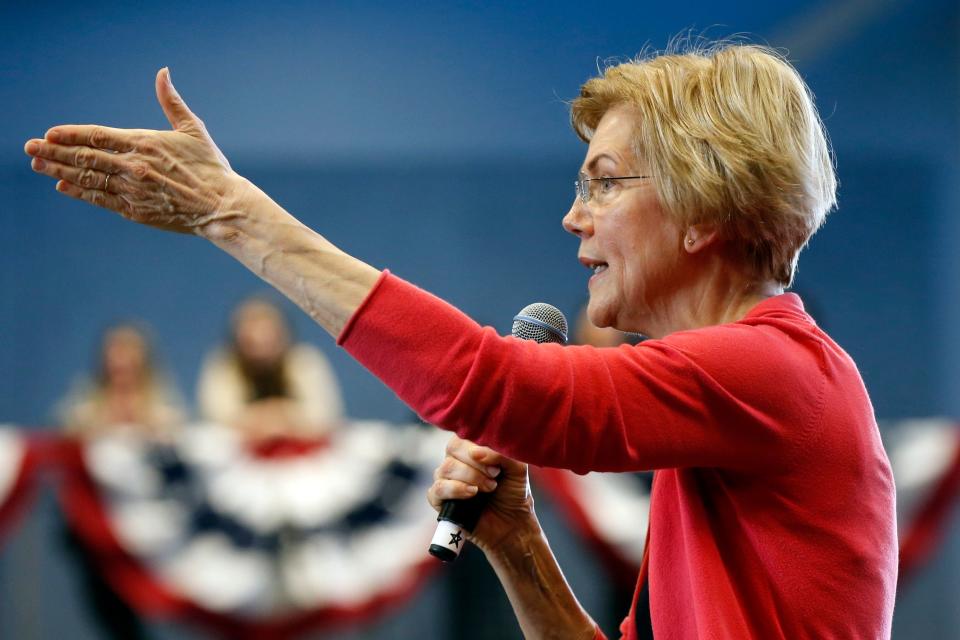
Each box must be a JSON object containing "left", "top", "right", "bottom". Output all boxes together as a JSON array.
[
  {"left": 429, "top": 436, "right": 600, "bottom": 639},
  {"left": 427, "top": 434, "right": 539, "bottom": 555},
  {"left": 24, "top": 68, "right": 248, "bottom": 236}
]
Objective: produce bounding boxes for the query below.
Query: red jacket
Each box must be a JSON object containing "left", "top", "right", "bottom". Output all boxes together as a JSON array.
[{"left": 340, "top": 271, "right": 897, "bottom": 639}]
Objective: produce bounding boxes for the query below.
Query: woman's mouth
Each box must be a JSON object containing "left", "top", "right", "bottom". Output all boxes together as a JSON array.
[{"left": 588, "top": 262, "right": 608, "bottom": 285}]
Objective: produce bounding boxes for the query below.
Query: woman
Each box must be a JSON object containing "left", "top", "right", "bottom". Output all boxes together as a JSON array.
[
  {"left": 197, "top": 295, "right": 344, "bottom": 441},
  {"left": 59, "top": 323, "right": 184, "bottom": 439},
  {"left": 57, "top": 322, "right": 183, "bottom": 640},
  {"left": 25, "top": 41, "right": 896, "bottom": 638}
]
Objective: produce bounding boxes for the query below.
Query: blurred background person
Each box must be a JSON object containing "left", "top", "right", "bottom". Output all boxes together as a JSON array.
[
  {"left": 56, "top": 322, "right": 185, "bottom": 640},
  {"left": 57, "top": 322, "right": 185, "bottom": 441},
  {"left": 197, "top": 296, "right": 344, "bottom": 442}
]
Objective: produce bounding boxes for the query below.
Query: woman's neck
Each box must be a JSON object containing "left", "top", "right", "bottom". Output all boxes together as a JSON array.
[{"left": 645, "top": 265, "right": 782, "bottom": 339}]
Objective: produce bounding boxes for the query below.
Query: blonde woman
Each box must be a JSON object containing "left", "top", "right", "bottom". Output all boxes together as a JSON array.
[
  {"left": 27, "top": 40, "right": 895, "bottom": 639},
  {"left": 197, "top": 296, "right": 344, "bottom": 440},
  {"left": 59, "top": 323, "right": 184, "bottom": 439}
]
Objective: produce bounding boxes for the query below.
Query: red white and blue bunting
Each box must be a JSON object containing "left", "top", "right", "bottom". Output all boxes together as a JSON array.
[
  {"left": 882, "top": 419, "right": 960, "bottom": 587},
  {"left": 55, "top": 421, "right": 450, "bottom": 637}
]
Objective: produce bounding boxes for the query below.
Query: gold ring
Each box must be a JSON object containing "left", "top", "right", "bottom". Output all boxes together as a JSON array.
[{"left": 104, "top": 173, "right": 111, "bottom": 192}]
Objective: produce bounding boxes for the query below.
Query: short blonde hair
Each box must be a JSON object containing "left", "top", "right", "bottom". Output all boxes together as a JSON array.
[{"left": 571, "top": 42, "right": 836, "bottom": 286}]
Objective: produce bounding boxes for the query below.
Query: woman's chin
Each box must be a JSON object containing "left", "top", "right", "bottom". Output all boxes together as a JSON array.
[{"left": 586, "top": 302, "right": 615, "bottom": 331}]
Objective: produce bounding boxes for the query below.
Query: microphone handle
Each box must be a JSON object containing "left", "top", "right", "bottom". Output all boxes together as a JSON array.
[{"left": 428, "top": 486, "right": 493, "bottom": 562}]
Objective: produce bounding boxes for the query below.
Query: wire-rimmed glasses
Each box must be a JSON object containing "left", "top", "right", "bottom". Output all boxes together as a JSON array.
[{"left": 574, "top": 172, "right": 651, "bottom": 204}]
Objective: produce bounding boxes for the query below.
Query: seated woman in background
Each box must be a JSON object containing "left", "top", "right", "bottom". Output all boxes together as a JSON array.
[
  {"left": 197, "top": 296, "right": 344, "bottom": 441},
  {"left": 57, "top": 322, "right": 184, "bottom": 640},
  {"left": 58, "top": 322, "right": 185, "bottom": 439}
]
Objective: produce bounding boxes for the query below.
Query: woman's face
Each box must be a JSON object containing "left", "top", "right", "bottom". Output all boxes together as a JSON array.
[
  {"left": 102, "top": 327, "right": 148, "bottom": 386},
  {"left": 562, "top": 104, "right": 684, "bottom": 336},
  {"left": 233, "top": 301, "right": 290, "bottom": 366}
]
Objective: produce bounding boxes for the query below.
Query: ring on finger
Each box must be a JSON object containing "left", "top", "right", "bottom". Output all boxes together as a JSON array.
[{"left": 103, "top": 173, "right": 111, "bottom": 192}]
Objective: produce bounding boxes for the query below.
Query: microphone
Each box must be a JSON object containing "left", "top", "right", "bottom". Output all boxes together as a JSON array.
[{"left": 428, "top": 302, "right": 568, "bottom": 562}]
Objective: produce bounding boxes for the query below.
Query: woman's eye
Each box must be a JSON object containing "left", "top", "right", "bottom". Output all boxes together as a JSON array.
[{"left": 599, "top": 177, "right": 616, "bottom": 192}]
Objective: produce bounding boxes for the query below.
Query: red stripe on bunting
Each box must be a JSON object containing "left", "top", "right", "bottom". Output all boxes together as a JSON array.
[
  {"left": 248, "top": 435, "right": 331, "bottom": 459},
  {"left": 897, "top": 425, "right": 960, "bottom": 589}
]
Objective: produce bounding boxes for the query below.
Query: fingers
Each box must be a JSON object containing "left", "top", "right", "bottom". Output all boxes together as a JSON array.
[
  {"left": 428, "top": 435, "right": 505, "bottom": 513},
  {"left": 41, "top": 125, "right": 139, "bottom": 153},
  {"left": 427, "top": 479, "right": 480, "bottom": 511},
  {"left": 446, "top": 435, "right": 503, "bottom": 478},
  {"left": 155, "top": 67, "right": 201, "bottom": 132},
  {"left": 471, "top": 446, "right": 526, "bottom": 477},
  {"left": 25, "top": 139, "right": 127, "bottom": 174},
  {"left": 454, "top": 435, "right": 526, "bottom": 477},
  {"left": 30, "top": 156, "right": 121, "bottom": 192},
  {"left": 433, "top": 455, "right": 499, "bottom": 492},
  {"left": 54, "top": 179, "right": 129, "bottom": 215}
]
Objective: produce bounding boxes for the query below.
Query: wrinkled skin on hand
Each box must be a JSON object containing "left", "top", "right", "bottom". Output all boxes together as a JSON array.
[
  {"left": 24, "top": 68, "right": 245, "bottom": 235},
  {"left": 427, "top": 434, "right": 538, "bottom": 555}
]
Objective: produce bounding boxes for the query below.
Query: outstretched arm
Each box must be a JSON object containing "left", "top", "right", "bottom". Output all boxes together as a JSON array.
[
  {"left": 428, "top": 435, "right": 602, "bottom": 640},
  {"left": 24, "top": 68, "right": 379, "bottom": 337}
]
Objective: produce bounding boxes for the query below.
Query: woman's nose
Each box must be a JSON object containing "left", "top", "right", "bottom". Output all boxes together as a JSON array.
[{"left": 562, "top": 198, "right": 592, "bottom": 237}]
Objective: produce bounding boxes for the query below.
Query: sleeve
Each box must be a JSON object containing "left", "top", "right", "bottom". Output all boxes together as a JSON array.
[{"left": 339, "top": 272, "right": 824, "bottom": 474}]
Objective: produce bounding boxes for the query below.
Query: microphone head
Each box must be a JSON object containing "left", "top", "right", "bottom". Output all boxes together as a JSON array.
[{"left": 512, "top": 303, "right": 568, "bottom": 344}]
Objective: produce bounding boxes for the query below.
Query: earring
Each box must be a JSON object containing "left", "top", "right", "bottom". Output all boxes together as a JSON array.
[{"left": 686, "top": 238, "right": 695, "bottom": 246}]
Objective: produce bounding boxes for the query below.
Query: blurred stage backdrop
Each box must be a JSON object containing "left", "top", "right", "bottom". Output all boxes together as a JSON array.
[{"left": 1, "top": 0, "right": 958, "bottom": 638}]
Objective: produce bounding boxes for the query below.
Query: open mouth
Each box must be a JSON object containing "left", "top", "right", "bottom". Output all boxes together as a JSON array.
[{"left": 579, "top": 256, "right": 608, "bottom": 284}]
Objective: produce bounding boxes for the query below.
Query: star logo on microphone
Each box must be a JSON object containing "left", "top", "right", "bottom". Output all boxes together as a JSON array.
[{"left": 449, "top": 530, "right": 463, "bottom": 548}]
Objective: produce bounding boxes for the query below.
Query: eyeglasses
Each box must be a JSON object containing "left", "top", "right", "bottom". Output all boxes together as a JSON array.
[{"left": 574, "top": 172, "right": 651, "bottom": 204}]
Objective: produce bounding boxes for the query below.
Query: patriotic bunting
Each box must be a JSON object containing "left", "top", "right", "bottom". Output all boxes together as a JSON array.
[
  {"left": 54, "top": 421, "right": 449, "bottom": 637},
  {"left": 0, "top": 417, "right": 958, "bottom": 635},
  {"left": 881, "top": 419, "right": 960, "bottom": 588}
]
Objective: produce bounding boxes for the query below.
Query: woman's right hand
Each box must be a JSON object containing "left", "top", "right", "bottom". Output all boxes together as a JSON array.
[
  {"left": 427, "top": 434, "right": 540, "bottom": 555},
  {"left": 24, "top": 68, "right": 250, "bottom": 236}
]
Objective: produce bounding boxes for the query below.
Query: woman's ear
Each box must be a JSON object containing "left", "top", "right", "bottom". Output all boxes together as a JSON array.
[{"left": 683, "top": 223, "right": 720, "bottom": 253}]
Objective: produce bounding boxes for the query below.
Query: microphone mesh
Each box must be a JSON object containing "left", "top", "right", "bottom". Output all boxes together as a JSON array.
[{"left": 512, "top": 303, "right": 568, "bottom": 344}]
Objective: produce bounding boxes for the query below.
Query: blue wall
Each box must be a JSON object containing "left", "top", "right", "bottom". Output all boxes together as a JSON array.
[{"left": 1, "top": 0, "right": 957, "bottom": 638}]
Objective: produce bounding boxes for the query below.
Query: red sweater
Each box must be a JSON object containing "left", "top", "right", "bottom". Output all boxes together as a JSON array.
[{"left": 339, "top": 272, "right": 897, "bottom": 639}]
